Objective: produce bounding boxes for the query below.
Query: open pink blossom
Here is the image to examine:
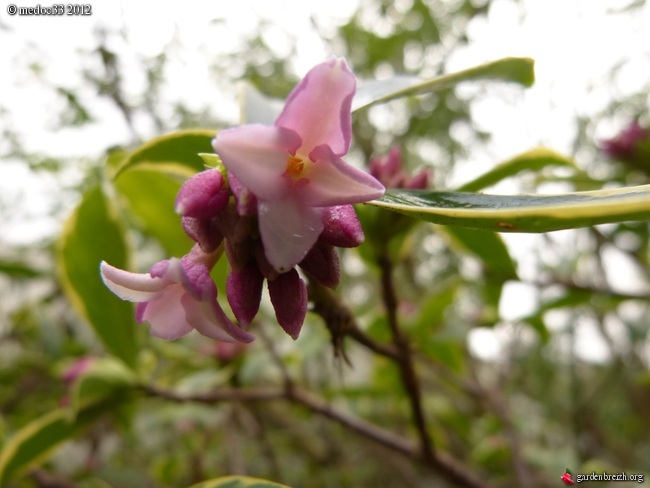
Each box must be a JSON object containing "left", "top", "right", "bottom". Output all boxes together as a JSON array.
[
  {"left": 100, "top": 246, "right": 254, "bottom": 343},
  {"left": 212, "top": 58, "right": 385, "bottom": 273}
]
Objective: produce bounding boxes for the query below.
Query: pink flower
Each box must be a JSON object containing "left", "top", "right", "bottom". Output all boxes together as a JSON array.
[
  {"left": 600, "top": 121, "right": 648, "bottom": 162},
  {"left": 100, "top": 246, "right": 254, "bottom": 343},
  {"left": 61, "top": 356, "right": 96, "bottom": 383},
  {"left": 369, "top": 146, "right": 430, "bottom": 189},
  {"left": 212, "top": 59, "right": 385, "bottom": 273}
]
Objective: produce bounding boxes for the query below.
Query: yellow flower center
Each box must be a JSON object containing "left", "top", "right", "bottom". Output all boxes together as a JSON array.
[{"left": 286, "top": 154, "right": 305, "bottom": 178}]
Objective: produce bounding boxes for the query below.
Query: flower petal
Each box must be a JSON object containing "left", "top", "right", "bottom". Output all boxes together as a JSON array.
[
  {"left": 268, "top": 268, "right": 308, "bottom": 340},
  {"left": 182, "top": 295, "right": 255, "bottom": 343},
  {"left": 100, "top": 261, "right": 169, "bottom": 302},
  {"left": 180, "top": 256, "right": 218, "bottom": 302},
  {"left": 276, "top": 59, "right": 355, "bottom": 156},
  {"left": 296, "top": 145, "right": 385, "bottom": 207},
  {"left": 142, "top": 285, "right": 194, "bottom": 340},
  {"left": 212, "top": 125, "right": 300, "bottom": 201},
  {"left": 258, "top": 195, "right": 325, "bottom": 272},
  {"left": 226, "top": 262, "right": 264, "bottom": 326}
]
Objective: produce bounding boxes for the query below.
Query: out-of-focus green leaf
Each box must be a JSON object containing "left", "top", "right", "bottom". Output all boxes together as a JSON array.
[
  {"left": 457, "top": 148, "right": 577, "bottom": 192},
  {"left": 189, "top": 475, "right": 290, "bottom": 488},
  {"left": 0, "top": 260, "right": 43, "bottom": 279},
  {"left": 414, "top": 282, "right": 458, "bottom": 334},
  {"left": 237, "top": 57, "right": 535, "bottom": 120},
  {"left": 57, "top": 186, "right": 137, "bottom": 367},
  {"left": 0, "top": 397, "right": 124, "bottom": 484},
  {"left": 114, "top": 129, "right": 215, "bottom": 178},
  {"left": 421, "top": 340, "right": 464, "bottom": 372},
  {"left": 115, "top": 169, "right": 193, "bottom": 257},
  {"left": 68, "top": 357, "right": 136, "bottom": 420},
  {"left": 443, "top": 227, "right": 517, "bottom": 323},
  {"left": 352, "top": 57, "right": 535, "bottom": 111},
  {"left": 444, "top": 228, "right": 517, "bottom": 280},
  {"left": 369, "top": 185, "right": 650, "bottom": 233}
]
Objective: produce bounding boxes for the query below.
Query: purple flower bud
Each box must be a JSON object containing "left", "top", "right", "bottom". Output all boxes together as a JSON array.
[
  {"left": 224, "top": 238, "right": 254, "bottom": 273},
  {"left": 181, "top": 216, "right": 223, "bottom": 253},
  {"left": 268, "top": 269, "right": 308, "bottom": 340},
  {"left": 254, "top": 244, "right": 280, "bottom": 281},
  {"left": 175, "top": 170, "right": 229, "bottom": 219},
  {"left": 404, "top": 169, "right": 430, "bottom": 190},
  {"left": 319, "top": 205, "right": 364, "bottom": 248},
  {"left": 226, "top": 261, "right": 264, "bottom": 326},
  {"left": 369, "top": 146, "right": 431, "bottom": 189},
  {"left": 299, "top": 241, "right": 340, "bottom": 288},
  {"left": 369, "top": 146, "right": 402, "bottom": 184},
  {"left": 601, "top": 121, "right": 648, "bottom": 162},
  {"left": 228, "top": 173, "right": 258, "bottom": 216}
]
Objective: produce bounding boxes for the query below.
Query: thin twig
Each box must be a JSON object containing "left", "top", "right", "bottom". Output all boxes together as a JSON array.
[
  {"left": 377, "top": 252, "right": 435, "bottom": 462},
  {"left": 142, "top": 385, "right": 489, "bottom": 488},
  {"left": 309, "top": 280, "right": 399, "bottom": 360}
]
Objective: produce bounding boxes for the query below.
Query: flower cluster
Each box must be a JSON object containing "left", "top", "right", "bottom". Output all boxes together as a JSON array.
[
  {"left": 368, "top": 146, "right": 430, "bottom": 190},
  {"left": 102, "top": 59, "right": 384, "bottom": 343},
  {"left": 601, "top": 121, "right": 648, "bottom": 162}
]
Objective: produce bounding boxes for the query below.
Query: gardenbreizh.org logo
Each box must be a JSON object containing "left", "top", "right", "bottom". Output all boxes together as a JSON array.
[{"left": 561, "top": 468, "right": 645, "bottom": 484}]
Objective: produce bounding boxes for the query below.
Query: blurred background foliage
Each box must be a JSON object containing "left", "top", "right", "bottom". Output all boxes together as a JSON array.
[{"left": 1, "top": 0, "right": 649, "bottom": 487}]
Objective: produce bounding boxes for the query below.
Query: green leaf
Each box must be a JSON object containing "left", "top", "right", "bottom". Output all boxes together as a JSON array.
[
  {"left": 0, "top": 260, "right": 43, "bottom": 279},
  {"left": 421, "top": 340, "right": 465, "bottom": 372},
  {"left": 189, "top": 475, "right": 290, "bottom": 488},
  {"left": 237, "top": 57, "right": 535, "bottom": 120},
  {"left": 414, "top": 282, "right": 458, "bottom": 334},
  {"left": 67, "top": 357, "right": 137, "bottom": 420},
  {"left": 0, "top": 397, "right": 124, "bottom": 484},
  {"left": 369, "top": 185, "right": 650, "bottom": 233},
  {"left": 444, "top": 227, "right": 517, "bottom": 280},
  {"left": 115, "top": 169, "right": 193, "bottom": 257},
  {"left": 456, "top": 147, "right": 577, "bottom": 192},
  {"left": 114, "top": 129, "right": 215, "bottom": 178},
  {"left": 57, "top": 186, "right": 137, "bottom": 367},
  {"left": 352, "top": 57, "right": 535, "bottom": 111},
  {"left": 443, "top": 227, "right": 517, "bottom": 323}
]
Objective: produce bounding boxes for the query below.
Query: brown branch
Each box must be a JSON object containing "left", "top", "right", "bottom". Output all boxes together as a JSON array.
[
  {"left": 309, "top": 273, "right": 488, "bottom": 487},
  {"left": 308, "top": 280, "right": 399, "bottom": 360},
  {"left": 377, "top": 252, "right": 435, "bottom": 462},
  {"left": 142, "top": 385, "right": 489, "bottom": 488}
]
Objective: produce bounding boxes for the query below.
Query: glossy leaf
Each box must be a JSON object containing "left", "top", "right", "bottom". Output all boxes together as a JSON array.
[
  {"left": 115, "top": 169, "right": 193, "bottom": 257},
  {"left": 57, "top": 186, "right": 137, "bottom": 367},
  {"left": 0, "top": 397, "right": 124, "bottom": 484},
  {"left": 238, "top": 57, "right": 535, "bottom": 123},
  {"left": 352, "top": 57, "right": 535, "bottom": 111},
  {"left": 189, "top": 475, "right": 290, "bottom": 488},
  {"left": 369, "top": 185, "right": 650, "bottom": 233},
  {"left": 456, "top": 147, "right": 577, "bottom": 192},
  {"left": 114, "top": 129, "right": 215, "bottom": 177}
]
